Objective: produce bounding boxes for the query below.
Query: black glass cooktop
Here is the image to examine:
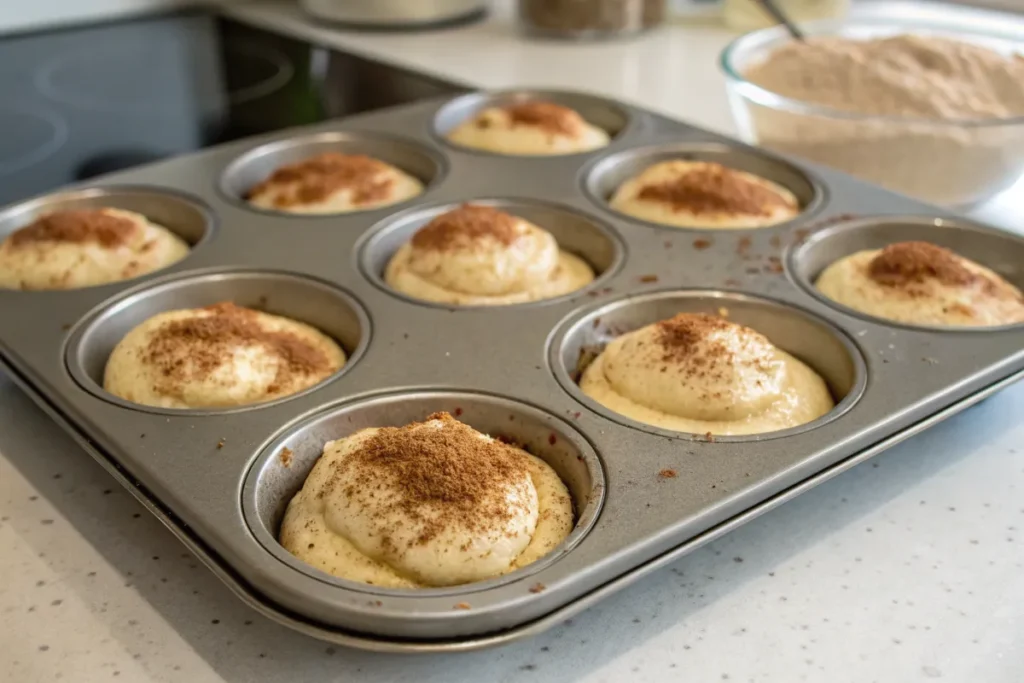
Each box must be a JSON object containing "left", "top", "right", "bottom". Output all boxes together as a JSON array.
[{"left": 0, "top": 13, "right": 466, "bottom": 206}]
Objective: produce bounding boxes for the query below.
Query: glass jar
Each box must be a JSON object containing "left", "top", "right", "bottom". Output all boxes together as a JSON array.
[
  {"left": 723, "top": 0, "right": 848, "bottom": 32},
  {"left": 519, "top": 0, "right": 668, "bottom": 39}
]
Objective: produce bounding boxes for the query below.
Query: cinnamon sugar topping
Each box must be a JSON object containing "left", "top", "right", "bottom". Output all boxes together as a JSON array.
[
  {"left": 143, "top": 302, "right": 331, "bottom": 397},
  {"left": 868, "top": 242, "right": 977, "bottom": 288},
  {"left": 9, "top": 209, "right": 138, "bottom": 248},
  {"left": 637, "top": 163, "right": 796, "bottom": 217},
  {"left": 656, "top": 313, "right": 734, "bottom": 361},
  {"left": 504, "top": 101, "right": 583, "bottom": 138},
  {"left": 323, "top": 413, "right": 532, "bottom": 548},
  {"left": 411, "top": 204, "right": 520, "bottom": 251},
  {"left": 247, "top": 153, "right": 394, "bottom": 208}
]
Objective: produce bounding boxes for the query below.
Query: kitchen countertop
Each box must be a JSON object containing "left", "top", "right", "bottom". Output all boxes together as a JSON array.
[{"left": 3, "top": 2, "right": 1024, "bottom": 681}]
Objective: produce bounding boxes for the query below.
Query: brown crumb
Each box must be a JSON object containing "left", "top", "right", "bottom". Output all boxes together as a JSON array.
[
  {"left": 9, "top": 209, "right": 138, "bottom": 248},
  {"left": 454, "top": 602, "right": 472, "bottom": 610},
  {"left": 704, "top": 432, "right": 715, "bottom": 442},
  {"left": 637, "top": 163, "right": 796, "bottom": 217},
  {"left": 279, "top": 447, "right": 294, "bottom": 467},
  {"left": 411, "top": 204, "right": 520, "bottom": 251},
  {"left": 868, "top": 242, "right": 977, "bottom": 288},
  {"left": 216, "top": 439, "right": 225, "bottom": 450},
  {"left": 736, "top": 236, "right": 752, "bottom": 254},
  {"left": 503, "top": 101, "right": 583, "bottom": 138},
  {"left": 639, "top": 274, "right": 659, "bottom": 283},
  {"left": 658, "top": 468, "right": 678, "bottom": 479},
  {"left": 692, "top": 238, "right": 712, "bottom": 250},
  {"left": 247, "top": 153, "right": 394, "bottom": 208},
  {"left": 529, "top": 583, "right": 546, "bottom": 594}
]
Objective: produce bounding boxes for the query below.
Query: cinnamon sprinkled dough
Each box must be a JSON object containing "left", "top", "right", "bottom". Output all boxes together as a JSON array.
[
  {"left": 867, "top": 242, "right": 976, "bottom": 288},
  {"left": 505, "top": 102, "right": 583, "bottom": 137},
  {"left": 104, "top": 302, "right": 345, "bottom": 409},
  {"left": 385, "top": 204, "right": 594, "bottom": 305},
  {"left": 610, "top": 160, "right": 799, "bottom": 229},
  {"left": 245, "top": 152, "right": 423, "bottom": 214},
  {"left": 410, "top": 204, "right": 520, "bottom": 250},
  {"left": 279, "top": 413, "right": 573, "bottom": 588},
  {"left": 816, "top": 241, "right": 1024, "bottom": 327},
  {"left": 447, "top": 101, "right": 610, "bottom": 155},
  {"left": 0, "top": 208, "right": 189, "bottom": 290},
  {"left": 580, "top": 313, "right": 833, "bottom": 435},
  {"left": 9, "top": 209, "right": 136, "bottom": 248}
]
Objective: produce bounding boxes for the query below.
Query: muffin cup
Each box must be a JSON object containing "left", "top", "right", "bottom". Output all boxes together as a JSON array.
[
  {"left": 789, "top": 215, "right": 1024, "bottom": 332},
  {"left": 548, "top": 289, "right": 866, "bottom": 441},
  {"left": 583, "top": 141, "right": 822, "bottom": 231},
  {"left": 241, "top": 389, "right": 605, "bottom": 595},
  {"left": 357, "top": 198, "right": 626, "bottom": 308},
  {"left": 433, "top": 89, "right": 634, "bottom": 156},
  {"left": 65, "top": 269, "right": 369, "bottom": 415},
  {"left": 219, "top": 131, "right": 447, "bottom": 216},
  {"left": 0, "top": 184, "right": 213, "bottom": 256}
]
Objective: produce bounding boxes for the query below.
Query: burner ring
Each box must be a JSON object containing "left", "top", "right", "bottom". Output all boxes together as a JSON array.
[
  {"left": 0, "top": 105, "right": 69, "bottom": 176},
  {"left": 225, "top": 44, "right": 295, "bottom": 106}
]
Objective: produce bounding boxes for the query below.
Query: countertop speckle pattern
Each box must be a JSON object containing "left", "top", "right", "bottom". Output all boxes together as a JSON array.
[{"left": 2, "top": 374, "right": 1023, "bottom": 681}]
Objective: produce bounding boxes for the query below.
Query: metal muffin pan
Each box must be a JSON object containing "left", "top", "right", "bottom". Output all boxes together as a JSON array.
[{"left": 1, "top": 89, "right": 1023, "bottom": 652}]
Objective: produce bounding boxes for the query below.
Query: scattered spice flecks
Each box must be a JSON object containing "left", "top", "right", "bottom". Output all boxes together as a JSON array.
[
  {"left": 279, "top": 447, "right": 294, "bottom": 468},
  {"left": 529, "top": 583, "right": 546, "bottom": 594},
  {"left": 692, "top": 238, "right": 712, "bottom": 250},
  {"left": 454, "top": 602, "right": 472, "bottom": 610}
]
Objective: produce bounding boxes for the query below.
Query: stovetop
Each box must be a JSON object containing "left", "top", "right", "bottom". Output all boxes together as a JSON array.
[{"left": 0, "top": 12, "right": 466, "bottom": 206}]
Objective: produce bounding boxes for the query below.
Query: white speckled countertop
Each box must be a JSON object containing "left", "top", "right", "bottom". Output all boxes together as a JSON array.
[{"left": 3, "top": 2, "right": 1024, "bottom": 681}]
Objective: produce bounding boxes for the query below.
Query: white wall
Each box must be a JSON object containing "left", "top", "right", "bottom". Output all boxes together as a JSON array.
[{"left": 0, "top": 0, "right": 246, "bottom": 36}]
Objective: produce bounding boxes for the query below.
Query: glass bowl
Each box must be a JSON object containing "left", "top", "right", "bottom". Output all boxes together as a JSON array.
[{"left": 720, "top": 19, "right": 1024, "bottom": 207}]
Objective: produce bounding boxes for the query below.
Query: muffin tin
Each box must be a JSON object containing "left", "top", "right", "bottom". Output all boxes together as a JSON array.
[{"left": 1, "top": 89, "right": 1023, "bottom": 652}]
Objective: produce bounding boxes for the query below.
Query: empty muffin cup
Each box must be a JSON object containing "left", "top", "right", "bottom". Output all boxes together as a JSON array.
[
  {"left": 584, "top": 142, "right": 820, "bottom": 230},
  {"left": 241, "top": 390, "right": 605, "bottom": 593},
  {"left": 434, "top": 90, "right": 632, "bottom": 156},
  {"left": 549, "top": 289, "right": 865, "bottom": 441},
  {"left": 790, "top": 215, "right": 1024, "bottom": 331},
  {"left": 359, "top": 198, "right": 625, "bottom": 307},
  {"left": 65, "top": 269, "right": 369, "bottom": 414},
  {"left": 220, "top": 131, "right": 446, "bottom": 215}
]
